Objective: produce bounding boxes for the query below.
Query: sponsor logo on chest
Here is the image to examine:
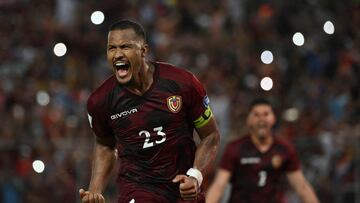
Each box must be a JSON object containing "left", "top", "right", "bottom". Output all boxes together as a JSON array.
[
  {"left": 240, "top": 157, "right": 261, "bottom": 165},
  {"left": 111, "top": 108, "right": 138, "bottom": 120}
]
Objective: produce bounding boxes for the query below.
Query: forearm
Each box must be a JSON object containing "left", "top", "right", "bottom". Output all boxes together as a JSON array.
[
  {"left": 193, "top": 131, "right": 220, "bottom": 179},
  {"left": 206, "top": 169, "right": 231, "bottom": 203},
  {"left": 298, "top": 182, "right": 319, "bottom": 203},
  {"left": 287, "top": 171, "right": 319, "bottom": 203},
  {"left": 88, "top": 143, "right": 116, "bottom": 193},
  {"left": 206, "top": 182, "right": 225, "bottom": 203}
]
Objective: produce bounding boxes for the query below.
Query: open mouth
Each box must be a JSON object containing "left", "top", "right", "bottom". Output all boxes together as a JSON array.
[
  {"left": 256, "top": 123, "right": 268, "bottom": 131},
  {"left": 114, "top": 61, "right": 130, "bottom": 77}
]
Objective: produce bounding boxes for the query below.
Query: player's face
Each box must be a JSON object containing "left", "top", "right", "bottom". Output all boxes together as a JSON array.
[
  {"left": 107, "top": 29, "right": 148, "bottom": 85},
  {"left": 246, "top": 104, "right": 276, "bottom": 138}
]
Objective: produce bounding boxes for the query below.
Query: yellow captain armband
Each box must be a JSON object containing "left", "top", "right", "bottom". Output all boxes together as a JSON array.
[{"left": 193, "top": 106, "right": 213, "bottom": 128}]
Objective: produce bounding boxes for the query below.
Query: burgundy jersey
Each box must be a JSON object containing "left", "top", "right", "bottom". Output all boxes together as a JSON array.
[
  {"left": 87, "top": 62, "right": 211, "bottom": 202},
  {"left": 220, "top": 135, "right": 300, "bottom": 203}
]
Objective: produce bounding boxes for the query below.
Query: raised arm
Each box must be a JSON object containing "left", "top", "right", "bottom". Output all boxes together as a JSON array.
[
  {"left": 79, "top": 142, "right": 117, "bottom": 203},
  {"left": 206, "top": 169, "right": 232, "bottom": 203},
  {"left": 286, "top": 170, "right": 320, "bottom": 203}
]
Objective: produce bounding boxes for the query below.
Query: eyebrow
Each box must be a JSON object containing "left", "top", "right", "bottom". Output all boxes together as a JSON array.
[{"left": 107, "top": 42, "right": 142, "bottom": 47}]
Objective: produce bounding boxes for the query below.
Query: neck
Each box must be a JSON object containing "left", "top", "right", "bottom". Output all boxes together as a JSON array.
[
  {"left": 250, "top": 133, "right": 273, "bottom": 153},
  {"left": 127, "top": 61, "right": 154, "bottom": 95}
]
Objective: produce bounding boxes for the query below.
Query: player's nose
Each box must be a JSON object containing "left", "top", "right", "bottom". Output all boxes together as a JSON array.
[{"left": 114, "top": 48, "right": 125, "bottom": 58}]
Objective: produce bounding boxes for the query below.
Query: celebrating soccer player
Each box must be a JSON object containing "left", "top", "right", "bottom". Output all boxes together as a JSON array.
[{"left": 79, "top": 20, "right": 220, "bottom": 203}]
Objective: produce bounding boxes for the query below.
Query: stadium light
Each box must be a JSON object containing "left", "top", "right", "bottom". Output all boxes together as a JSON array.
[
  {"left": 292, "top": 32, "right": 305, "bottom": 46},
  {"left": 323, "top": 21, "right": 335, "bottom": 34},
  {"left": 53, "top": 43, "right": 67, "bottom": 57},
  {"left": 91, "top": 11, "right": 105, "bottom": 25},
  {"left": 32, "top": 160, "right": 45, "bottom": 173},
  {"left": 260, "top": 77, "right": 273, "bottom": 91},
  {"left": 36, "top": 90, "right": 50, "bottom": 106},
  {"left": 261, "top": 50, "right": 273, "bottom": 64}
]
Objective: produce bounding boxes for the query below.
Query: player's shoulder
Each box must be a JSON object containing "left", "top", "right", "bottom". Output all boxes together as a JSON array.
[
  {"left": 155, "top": 61, "right": 194, "bottom": 80},
  {"left": 274, "top": 136, "right": 296, "bottom": 151},
  {"left": 226, "top": 135, "right": 251, "bottom": 148},
  {"left": 87, "top": 75, "right": 117, "bottom": 109}
]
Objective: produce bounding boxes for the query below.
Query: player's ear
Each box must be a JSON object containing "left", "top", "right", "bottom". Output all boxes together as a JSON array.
[{"left": 141, "top": 44, "right": 149, "bottom": 57}]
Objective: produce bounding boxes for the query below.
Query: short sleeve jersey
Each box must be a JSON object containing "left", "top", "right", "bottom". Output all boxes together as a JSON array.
[
  {"left": 220, "top": 135, "right": 300, "bottom": 203},
  {"left": 87, "top": 62, "right": 211, "bottom": 201}
]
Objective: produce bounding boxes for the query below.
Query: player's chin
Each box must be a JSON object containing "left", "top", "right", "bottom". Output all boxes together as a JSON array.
[{"left": 115, "top": 74, "right": 132, "bottom": 85}]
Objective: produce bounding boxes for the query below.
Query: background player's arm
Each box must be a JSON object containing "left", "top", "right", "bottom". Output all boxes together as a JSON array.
[
  {"left": 79, "top": 141, "right": 116, "bottom": 202},
  {"left": 206, "top": 169, "right": 231, "bottom": 203},
  {"left": 286, "top": 170, "right": 320, "bottom": 203}
]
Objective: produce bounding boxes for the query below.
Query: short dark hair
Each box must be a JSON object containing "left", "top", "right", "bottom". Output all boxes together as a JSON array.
[
  {"left": 108, "top": 19, "right": 146, "bottom": 41},
  {"left": 248, "top": 98, "right": 275, "bottom": 113}
]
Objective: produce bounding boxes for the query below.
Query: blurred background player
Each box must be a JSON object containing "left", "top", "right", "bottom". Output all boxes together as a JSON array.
[
  {"left": 79, "top": 20, "right": 220, "bottom": 203},
  {"left": 206, "top": 98, "right": 319, "bottom": 203}
]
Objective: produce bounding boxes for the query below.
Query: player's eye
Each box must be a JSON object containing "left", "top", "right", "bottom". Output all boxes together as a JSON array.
[{"left": 120, "top": 44, "right": 131, "bottom": 49}]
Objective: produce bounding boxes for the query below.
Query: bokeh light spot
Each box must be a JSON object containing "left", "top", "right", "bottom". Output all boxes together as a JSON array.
[
  {"left": 260, "top": 77, "right": 273, "bottom": 91},
  {"left": 91, "top": 11, "right": 105, "bottom": 25},
  {"left": 261, "top": 50, "right": 274, "bottom": 64},
  {"left": 36, "top": 91, "right": 50, "bottom": 106},
  {"left": 323, "top": 21, "right": 335, "bottom": 34},
  {"left": 292, "top": 32, "right": 305, "bottom": 46},
  {"left": 32, "top": 160, "right": 45, "bottom": 173},
  {"left": 53, "top": 43, "right": 67, "bottom": 57},
  {"left": 283, "top": 108, "right": 300, "bottom": 122}
]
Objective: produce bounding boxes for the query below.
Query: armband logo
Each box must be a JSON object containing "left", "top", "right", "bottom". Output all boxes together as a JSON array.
[
  {"left": 167, "top": 95, "right": 182, "bottom": 113},
  {"left": 203, "top": 95, "right": 210, "bottom": 107}
]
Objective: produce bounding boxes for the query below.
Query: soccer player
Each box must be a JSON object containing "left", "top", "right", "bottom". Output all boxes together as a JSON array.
[
  {"left": 206, "top": 98, "right": 319, "bottom": 203},
  {"left": 79, "top": 20, "right": 220, "bottom": 203}
]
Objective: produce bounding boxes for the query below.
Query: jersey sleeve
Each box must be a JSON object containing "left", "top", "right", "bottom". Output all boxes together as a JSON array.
[
  {"left": 87, "top": 96, "right": 116, "bottom": 148},
  {"left": 187, "top": 73, "right": 213, "bottom": 128},
  {"left": 219, "top": 142, "right": 238, "bottom": 172},
  {"left": 283, "top": 142, "right": 301, "bottom": 172}
]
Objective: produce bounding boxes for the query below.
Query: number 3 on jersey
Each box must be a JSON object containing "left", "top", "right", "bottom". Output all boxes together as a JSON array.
[
  {"left": 258, "top": 170, "right": 267, "bottom": 187},
  {"left": 139, "top": 126, "right": 166, "bottom": 149}
]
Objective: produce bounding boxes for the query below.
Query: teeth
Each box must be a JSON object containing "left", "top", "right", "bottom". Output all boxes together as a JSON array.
[{"left": 115, "top": 61, "right": 126, "bottom": 66}]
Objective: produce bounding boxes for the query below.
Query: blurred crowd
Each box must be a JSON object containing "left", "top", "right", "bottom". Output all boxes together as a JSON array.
[{"left": 0, "top": 0, "right": 359, "bottom": 202}]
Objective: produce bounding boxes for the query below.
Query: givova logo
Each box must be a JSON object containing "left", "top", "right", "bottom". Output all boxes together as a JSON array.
[{"left": 111, "top": 108, "right": 138, "bottom": 120}]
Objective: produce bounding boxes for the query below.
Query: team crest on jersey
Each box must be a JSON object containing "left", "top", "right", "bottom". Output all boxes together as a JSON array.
[
  {"left": 272, "top": 154, "right": 283, "bottom": 169},
  {"left": 167, "top": 95, "right": 182, "bottom": 113}
]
